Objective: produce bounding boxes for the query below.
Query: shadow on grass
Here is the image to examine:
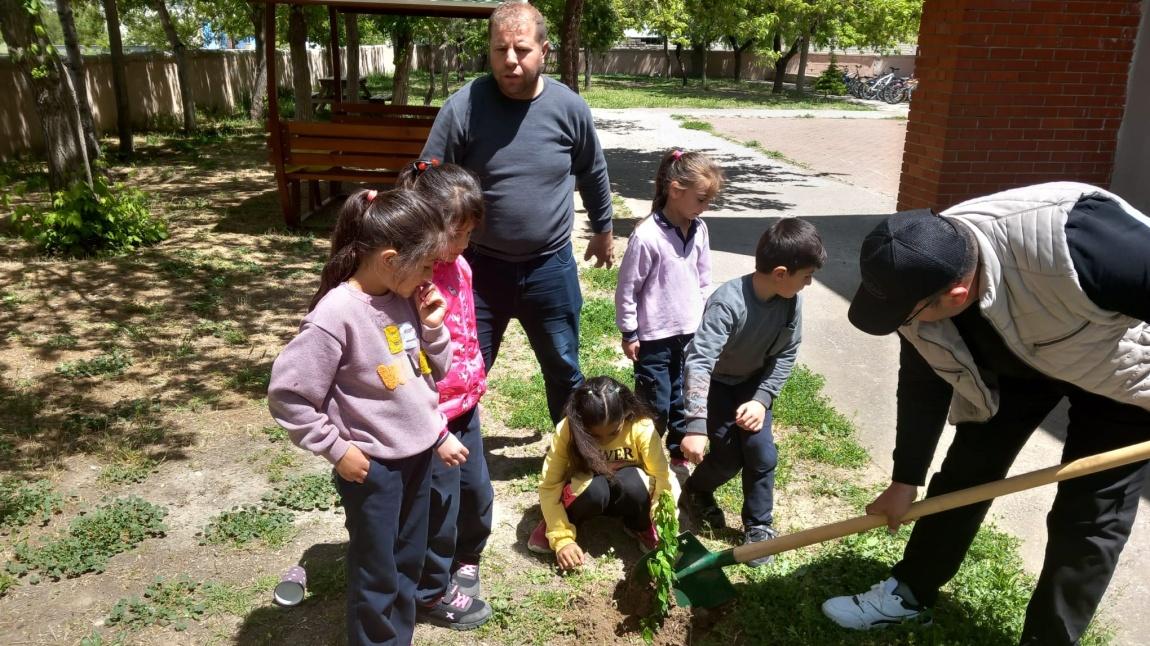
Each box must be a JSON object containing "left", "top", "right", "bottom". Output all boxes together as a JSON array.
[
  {"left": 0, "top": 134, "right": 348, "bottom": 477},
  {"left": 235, "top": 541, "right": 347, "bottom": 646}
]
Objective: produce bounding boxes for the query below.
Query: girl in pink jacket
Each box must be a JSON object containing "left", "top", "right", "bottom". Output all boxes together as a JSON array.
[{"left": 399, "top": 161, "right": 494, "bottom": 632}]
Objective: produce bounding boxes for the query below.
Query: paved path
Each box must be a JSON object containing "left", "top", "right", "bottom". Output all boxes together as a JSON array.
[
  {"left": 707, "top": 116, "right": 907, "bottom": 197},
  {"left": 590, "top": 107, "right": 1149, "bottom": 645}
]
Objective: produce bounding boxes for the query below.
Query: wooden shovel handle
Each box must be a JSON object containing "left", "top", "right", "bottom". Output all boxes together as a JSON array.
[{"left": 732, "top": 439, "right": 1150, "bottom": 565}]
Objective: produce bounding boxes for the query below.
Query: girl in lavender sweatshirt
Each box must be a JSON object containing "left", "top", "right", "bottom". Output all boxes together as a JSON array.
[
  {"left": 268, "top": 189, "right": 458, "bottom": 646},
  {"left": 397, "top": 161, "right": 494, "bottom": 631},
  {"left": 615, "top": 149, "right": 723, "bottom": 474}
]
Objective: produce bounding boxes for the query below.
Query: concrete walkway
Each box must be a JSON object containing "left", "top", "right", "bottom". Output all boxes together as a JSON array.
[{"left": 591, "top": 107, "right": 1149, "bottom": 645}]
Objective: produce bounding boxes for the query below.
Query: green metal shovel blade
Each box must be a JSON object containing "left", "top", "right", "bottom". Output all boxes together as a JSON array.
[
  {"left": 671, "top": 531, "right": 737, "bottom": 608},
  {"left": 634, "top": 531, "right": 737, "bottom": 609}
]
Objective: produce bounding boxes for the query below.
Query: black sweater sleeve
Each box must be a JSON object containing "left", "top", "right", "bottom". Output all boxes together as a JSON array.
[
  {"left": 1065, "top": 196, "right": 1150, "bottom": 322},
  {"left": 893, "top": 334, "right": 953, "bottom": 486}
]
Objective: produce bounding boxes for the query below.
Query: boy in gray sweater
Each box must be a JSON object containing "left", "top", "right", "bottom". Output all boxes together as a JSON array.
[{"left": 680, "top": 218, "right": 825, "bottom": 566}]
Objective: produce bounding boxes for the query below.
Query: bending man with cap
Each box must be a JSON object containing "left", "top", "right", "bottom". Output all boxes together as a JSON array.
[{"left": 821, "top": 182, "right": 1150, "bottom": 645}]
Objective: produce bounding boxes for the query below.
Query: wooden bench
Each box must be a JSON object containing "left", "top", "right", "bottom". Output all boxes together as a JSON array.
[
  {"left": 269, "top": 111, "right": 437, "bottom": 226},
  {"left": 330, "top": 103, "right": 440, "bottom": 126}
]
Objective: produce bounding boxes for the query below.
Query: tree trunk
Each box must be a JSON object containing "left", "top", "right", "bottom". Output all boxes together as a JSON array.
[
  {"left": 288, "top": 5, "right": 312, "bottom": 119},
  {"left": 583, "top": 46, "right": 591, "bottom": 90},
  {"left": 771, "top": 33, "right": 800, "bottom": 94},
  {"left": 674, "top": 42, "right": 688, "bottom": 86},
  {"left": 56, "top": 0, "right": 99, "bottom": 170},
  {"left": 0, "top": 0, "right": 91, "bottom": 190},
  {"left": 796, "top": 33, "right": 811, "bottom": 94},
  {"left": 423, "top": 44, "right": 437, "bottom": 106},
  {"left": 559, "top": 0, "right": 583, "bottom": 92},
  {"left": 248, "top": 5, "right": 267, "bottom": 120},
  {"left": 728, "top": 37, "right": 753, "bottom": 82},
  {"left": 662, "top": 36, "right": 671, "bottom": 78},
  {"left": 440, "top": 44, "right": 450, "bottom": 97},
  {"left": 101, "top": 0, "right": 132, "bottom": 156},
  {"left": 391, "top": 24, "right": 414, "bottom": 105},
  {"left": 690, "top": 44, "right": 704, "bottom": 78},
  {"left": 151, "top": 0, "right": 195, "bottom": 131},
  {"left": 346, "top": 13, "right": 360, "bottom": 101}
]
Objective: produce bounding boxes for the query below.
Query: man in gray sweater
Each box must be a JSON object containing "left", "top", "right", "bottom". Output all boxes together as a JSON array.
[
  {"left": 421, "top": 1, "right": 614, "bottom": 423},
  {"left": 680, "top": 219, "right": 825, "bottom": 565}
]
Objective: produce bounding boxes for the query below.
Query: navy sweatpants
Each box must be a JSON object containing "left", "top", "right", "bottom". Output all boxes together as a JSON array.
[
  {"left": 336, "top": 448, "right": 432, "bottom": 646},
  {"left": 633, "top": 333, "right": 692, "bottom": 461},
  {"left": 684, "top": 376, "right": 778, "bottom": 529},
  {"left": 416, "top": 405, "right": 495, "bottom": 604}
]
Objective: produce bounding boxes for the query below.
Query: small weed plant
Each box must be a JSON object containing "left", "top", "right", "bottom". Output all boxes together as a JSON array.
[
  {"left": 55, "top": 349, "right": 133, "bottom": 378},
  {"left": 0, "top": 478, "right": 64, "bottom": 533},
  {"left": 265, "top": 473, "right": 340, "bottom": 511},
  {"left": 199, "top": 504, "right": 295, "bottom": 548},
  {"left": 580, "top": 266, "right": 619, "bottom": 293},
  {"left": 106, "top": 576, "right": 205, "bottom": 631},
  {"left": 641, "top": 490, "right": 680, "bottom": 642},
  {"left": 8, "top": 175, "right": 168, "bottom": 256},
  {"left": 6, "top": 497, "right": 167, "bottom": 581},
  {"left": 0, "top": 570, "right": 15, "bottom": 598}
]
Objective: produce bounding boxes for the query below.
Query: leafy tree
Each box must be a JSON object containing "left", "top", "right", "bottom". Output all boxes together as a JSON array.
[
  {"left": 0, "top": 0, "right": 92, "bottom": 190},
  {"left": 623, "top": 0, "right": 688, "bottom": 80},
  {"left": 538, "top": 0, "right": 626, "bottom": 89}
]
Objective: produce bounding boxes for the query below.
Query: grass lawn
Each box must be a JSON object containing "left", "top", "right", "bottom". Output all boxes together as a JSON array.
[
  {"left": 0, "top": 120, "right": 1108, "bottom": 645},
  {"left": 349, "top": 71, "right": 872, "bottom": 112}
]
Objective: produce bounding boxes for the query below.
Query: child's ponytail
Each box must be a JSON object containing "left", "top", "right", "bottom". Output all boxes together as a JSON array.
[
  {"left": 308, "top": 189, "right": 448, "bottom": 311},
  {"left": 564, "top": 376, "right": 653, "bottom": 478},
  {"left": 650, "top": 149, "right": 725, "bottom": 214}
]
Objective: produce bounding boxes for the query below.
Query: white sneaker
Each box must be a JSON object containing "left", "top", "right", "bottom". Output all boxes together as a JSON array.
[{"left": 821, "top": 577, "right": 930, "bottom": 630}]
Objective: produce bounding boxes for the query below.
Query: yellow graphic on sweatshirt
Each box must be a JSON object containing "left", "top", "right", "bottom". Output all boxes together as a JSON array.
[
  {"left": 384, "top": 325, "right": 403, "bottom": 354},
  {"left": 376, "top": 362, "right": 407, "bottom": 390},
  {"left": 418, "top": 350, "right": 431, "bottom": 375}
]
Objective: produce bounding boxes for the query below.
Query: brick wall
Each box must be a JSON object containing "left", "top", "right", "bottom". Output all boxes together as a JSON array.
[{"left": 898, "top": 0, "right": 1142, "bottom": 210}]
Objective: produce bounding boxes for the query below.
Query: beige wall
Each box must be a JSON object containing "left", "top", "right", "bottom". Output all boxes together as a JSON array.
[{"left": 1, "top": 45, "right": 394, "bottom": 159}]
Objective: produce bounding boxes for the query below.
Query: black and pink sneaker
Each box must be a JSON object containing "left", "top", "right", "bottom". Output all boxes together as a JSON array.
[
  {"left": 417, "top": 584, "right": 491, "bottom": 631},
  {"left": 452, "top": 562, "right": 481, "bottom": 598}
]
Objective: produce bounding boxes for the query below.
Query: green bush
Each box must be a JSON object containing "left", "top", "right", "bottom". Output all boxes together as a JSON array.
[
  {"left": 9, "top": 175, "right": 168, "bottom": 257},
  {"left": 814, "top": 59, "right": 848, "bottom": 97}
]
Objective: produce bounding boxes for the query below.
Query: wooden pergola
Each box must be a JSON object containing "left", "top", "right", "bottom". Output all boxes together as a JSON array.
[{"left": 262, "top": 0, "right": 498, "bottom": 226}]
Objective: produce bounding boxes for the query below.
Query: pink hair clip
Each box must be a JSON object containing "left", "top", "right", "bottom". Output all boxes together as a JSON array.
[
  {"left": 366, "top": 189, "right": 378, "bottom": 201},
  {"left": 671, "top": 149, "right": 684, "bottom": 161}
]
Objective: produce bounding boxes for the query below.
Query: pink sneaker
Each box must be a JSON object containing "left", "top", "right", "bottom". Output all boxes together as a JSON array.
[
  {"left": 527, "top": 520, "right": 551, "bottom": 554},
  {"left": 625, "top": 525, "right": 660, "bottom": 552}
]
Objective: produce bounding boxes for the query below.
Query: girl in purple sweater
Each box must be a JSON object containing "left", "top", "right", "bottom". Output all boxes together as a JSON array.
[
  {"left": 615, "top": 149, "right": 723, "bottom": 476},
  {"left": 397, "top": 161, "right": 495, "bottom": 631},
  {"left": 268, "top": 189, "right": 459, "bottom": 646}
]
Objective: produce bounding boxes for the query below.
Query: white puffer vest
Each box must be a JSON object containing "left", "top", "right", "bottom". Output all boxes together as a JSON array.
[{"left": 900, "top": 182, "right": 1150, "bottom": 423}]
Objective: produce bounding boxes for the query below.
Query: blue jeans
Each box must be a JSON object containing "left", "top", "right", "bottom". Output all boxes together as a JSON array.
[
  {"left": 684, "top": 376, "right": 777, "bottom": 529},
  {"left": 466, "top": 245, "right": 584, "bottom": 424},
  {"left": 633, "top": 334, "right": 692, "bottom": 461},
  {"left": 416, "top": 405, "right": 494, "bottom": 605},
  {"left": 336, "top": 449, "right": 432, "bottom": 646}
]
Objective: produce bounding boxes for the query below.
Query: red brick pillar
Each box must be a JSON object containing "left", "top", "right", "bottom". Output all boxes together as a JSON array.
[{"left": 898, "top": 0, "right": 1143, "bottom": 211}]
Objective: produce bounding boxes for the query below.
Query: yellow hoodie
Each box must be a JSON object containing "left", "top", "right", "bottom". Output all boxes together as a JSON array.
[{"left": 538, "top": 416, "right": 676, "bottom": 552}]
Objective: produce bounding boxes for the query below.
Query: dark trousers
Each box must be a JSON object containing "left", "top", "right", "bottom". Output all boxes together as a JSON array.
[
  {"left": 416, "top": 405, "right": 495, "bottom": 605},
  {"left": 891, "top": 377, "right": 1149, "bottom": 646},
  {"left": 336, "top": 449, "right": 433, "bottom": 646},
  {"left": 684, "top": 377, "right": 778, "bottom": 529},
  {"left": 634, "top": 334, "right": 692, "bottom": 461},
  {"left": 566, "top": 466, "right": 654, "bottom": 532},
  {"left": 466, "top": 245, "right": 584, "bottom": 424}
]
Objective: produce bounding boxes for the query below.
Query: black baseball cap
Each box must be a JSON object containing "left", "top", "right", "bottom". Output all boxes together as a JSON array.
[{"left": 848, "top": 209, "right": 969, "bottom": 336}]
